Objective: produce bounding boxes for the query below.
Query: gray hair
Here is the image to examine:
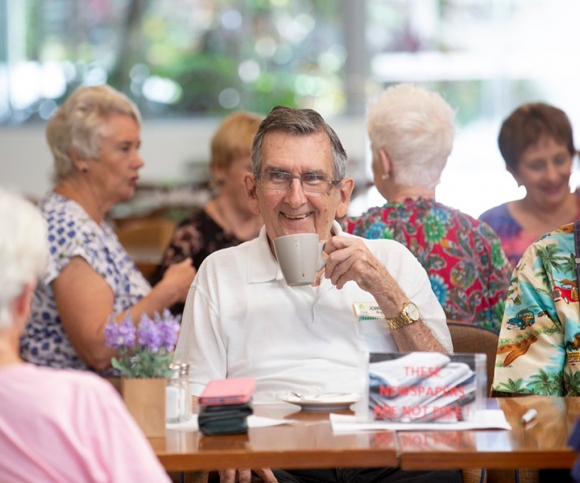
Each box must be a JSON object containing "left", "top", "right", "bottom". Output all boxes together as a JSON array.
[
  {"left": 0, "top": 188, "right": 48, "bottom": 330},
  {"left": 251, "top": 105, "right": 348, "bottom": 180},
  {"left": 46, "top": 85, "right": 141, "bottom": 179},
  {"left": 367, "top": 84, "right": 456, "bottom": 189}
]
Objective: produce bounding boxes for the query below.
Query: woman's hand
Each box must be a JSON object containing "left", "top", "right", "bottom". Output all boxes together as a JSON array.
[
  {"left": 156, "top": 258, "right": 196, "bottom": 304},
  {"left": 54, "top": 256, "right": 195, "bottom": 372}
]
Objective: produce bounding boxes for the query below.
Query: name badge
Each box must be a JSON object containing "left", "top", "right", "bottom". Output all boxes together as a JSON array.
[{"left": 352, "top": 302, "right": 385, "bottom": 320}]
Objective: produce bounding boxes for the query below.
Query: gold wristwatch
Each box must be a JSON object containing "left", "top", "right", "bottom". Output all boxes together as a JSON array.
[{"left": 384, "top": 301, "right": 420, "bottom": 330}]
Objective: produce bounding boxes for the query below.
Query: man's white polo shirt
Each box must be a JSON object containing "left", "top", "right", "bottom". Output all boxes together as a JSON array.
[{"left": 175, "top": 222, "right": 451, "bottom": 403}]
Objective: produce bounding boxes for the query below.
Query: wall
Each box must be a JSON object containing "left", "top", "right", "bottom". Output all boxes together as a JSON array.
[
  {"left": 0, "top": 116, "right": 369, "bottom": 200},
  {"left": 5, "top": 115, "right": 559, "bottom": 219}
]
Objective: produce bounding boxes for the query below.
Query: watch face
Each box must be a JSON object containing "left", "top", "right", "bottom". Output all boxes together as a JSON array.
[{"left": 405, "top": 302, "right": 420, "bottom": 321}]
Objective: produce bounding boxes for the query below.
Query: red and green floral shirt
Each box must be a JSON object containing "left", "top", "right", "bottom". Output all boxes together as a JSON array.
[{"left": 345, "top": 198, "right": 511, "bottom": 332}]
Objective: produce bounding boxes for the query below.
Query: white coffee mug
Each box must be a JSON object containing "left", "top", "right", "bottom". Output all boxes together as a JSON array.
[{"left": 273, "top": 233, "right": 326, "bottom": 286}]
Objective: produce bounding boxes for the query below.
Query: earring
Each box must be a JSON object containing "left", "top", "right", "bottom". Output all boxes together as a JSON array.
[{"left": 381, "top": 173, "right": 389, "bottom": 180}]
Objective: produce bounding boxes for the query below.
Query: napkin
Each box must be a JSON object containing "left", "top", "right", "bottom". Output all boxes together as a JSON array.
[
  {"left": 167, "top": 415, "right": 294, "bottom": 432},
  {"left": 330, "top": 409, "right": 512, "bottom": 432}
]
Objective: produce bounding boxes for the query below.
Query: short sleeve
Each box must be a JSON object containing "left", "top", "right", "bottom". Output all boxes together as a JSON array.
[
  {"left": 492, "top": 235, "right": 571, "bottom": 396},
  {"left": 84, "top": 377, "right": 171, "bottom": 482}
]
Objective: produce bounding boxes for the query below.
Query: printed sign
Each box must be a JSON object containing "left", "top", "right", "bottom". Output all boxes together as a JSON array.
[{"left": 366, "top": 351, "right": 485, "bottom": 423}]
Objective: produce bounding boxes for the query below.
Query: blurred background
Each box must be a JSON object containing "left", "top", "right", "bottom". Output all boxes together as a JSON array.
[{"left": 1, "top": 0, "right": 579, "bottom": 219}]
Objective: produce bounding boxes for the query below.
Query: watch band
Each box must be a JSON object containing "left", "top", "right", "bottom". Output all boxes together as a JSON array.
[{"left": 384, "top": 301, "right": 420, "bottom": 330}]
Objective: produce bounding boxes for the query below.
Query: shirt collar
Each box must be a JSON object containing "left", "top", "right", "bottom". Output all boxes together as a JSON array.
[{"left": 247, "top": 221, "right": 344, "bottom": 284}]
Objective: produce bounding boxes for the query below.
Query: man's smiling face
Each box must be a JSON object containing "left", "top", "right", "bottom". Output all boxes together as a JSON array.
[{"left": 245, "top": 130, "right": 353, "bottom": 243}]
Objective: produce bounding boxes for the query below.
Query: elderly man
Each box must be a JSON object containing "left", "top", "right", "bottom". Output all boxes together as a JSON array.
[{"left": 175, "top": 106, "right": 458, "bottom": 483}]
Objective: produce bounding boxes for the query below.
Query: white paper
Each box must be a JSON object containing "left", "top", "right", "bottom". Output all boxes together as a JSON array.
[
  {"left": 330, "top": 409, "right": 512, "bottom": 432},
  {"left": 166, "top": 414, "right": 295, "bottom": 432}
]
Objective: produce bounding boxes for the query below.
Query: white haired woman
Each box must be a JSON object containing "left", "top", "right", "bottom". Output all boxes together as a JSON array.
[
  {"left": 19, "top": 84, "right": 195, "bottom": 373},
  {"left": 0, "top": 188, "right": 170, "bottom": 482},
  {"left": 345, "top": 83, "right": 511, "bottom": 332}
]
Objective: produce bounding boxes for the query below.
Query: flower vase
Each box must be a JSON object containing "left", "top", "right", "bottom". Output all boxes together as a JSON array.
[{"left": 121, "top": 377, "right": 166, "bottom": 438}]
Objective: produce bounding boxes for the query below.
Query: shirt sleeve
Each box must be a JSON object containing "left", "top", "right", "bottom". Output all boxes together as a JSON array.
[
  {"left": 175, "top": 273, "right": 227, "bottom": 396},
  {"left": 87, "top": 379, "right": 171, "bottom": 482},
  {"left": 492, "top": 243, "right": 566, "bottom": 396},
  {"left": 44, "top": 212, "right": 107, "bottom": 286},
  {"left": 476, "top": 221, "right": 512, "bottom": 332},
  {"left": 405, "top": 251, "right": 453, "bottom": 353},
  {"left": 372, "top": 239, "right": 452, "bottom": 353}
]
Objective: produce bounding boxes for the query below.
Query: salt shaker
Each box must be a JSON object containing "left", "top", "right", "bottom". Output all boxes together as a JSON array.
[
  {"left": 166, "top": 362, "right": 183, "bottom": 423},
  {"left": 179, "top": 361, "right": 192, "bottom": 420}
]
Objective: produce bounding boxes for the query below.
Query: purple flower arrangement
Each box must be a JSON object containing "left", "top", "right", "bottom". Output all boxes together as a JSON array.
[{"left": 105, "top": 309, "right": 181, "bottom": 378}]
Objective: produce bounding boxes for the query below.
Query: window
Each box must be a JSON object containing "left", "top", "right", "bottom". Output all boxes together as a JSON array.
[
  {"left": 1, "top": 0, "right": 578, "bottom": 218},
  {"left": 0, "top": 0, "right": 346, "bottom": 123},
  {"left": 352, "top": 0, "right": 580, "bottom": 217}
]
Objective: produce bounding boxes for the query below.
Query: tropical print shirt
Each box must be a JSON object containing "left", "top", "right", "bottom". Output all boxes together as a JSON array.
[
  {"left": 479, "top": 190, "right": 580, "bottom": 269},
  {"left": 492, "top": 223, "right": 580, "bottom": 396},
  {"left": 344, "top": 198, "right": 511, "bottom": 332}
]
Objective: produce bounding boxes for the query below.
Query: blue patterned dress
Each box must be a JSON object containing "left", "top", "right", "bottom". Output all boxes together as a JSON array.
[{"left": 20, "top": 192, "right": 150, "bottom": 371}]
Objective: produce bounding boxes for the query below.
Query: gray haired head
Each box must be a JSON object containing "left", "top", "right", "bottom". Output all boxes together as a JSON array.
[{"left": 251, "top": 105, "right": 347, "bottom": 180}]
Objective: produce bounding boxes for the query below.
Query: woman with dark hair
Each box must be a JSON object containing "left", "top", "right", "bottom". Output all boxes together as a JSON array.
[{"left": 480, "top": 102, "right": 579, "bottom": 267}]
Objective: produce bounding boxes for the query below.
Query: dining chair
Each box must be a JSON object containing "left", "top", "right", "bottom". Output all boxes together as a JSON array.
[
  {"left": 447, "top": 322, "right": 498, "bottom": 483},
  {"left": 447, "top": 321, "right": 499, "bottom": 397},
  {"left": 116, "top": 217, "right": 177, "bottom": 282},
  {"left": 447, "top": 322, "right": 540, "bottom": 483},
  {"left": 169, "top": 471, "right": 209, "bottom": 483}
]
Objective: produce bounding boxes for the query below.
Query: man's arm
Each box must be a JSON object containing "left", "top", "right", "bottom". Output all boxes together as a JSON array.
[{"left": 324, "top": 235, "right": 448, "bottom": 353}]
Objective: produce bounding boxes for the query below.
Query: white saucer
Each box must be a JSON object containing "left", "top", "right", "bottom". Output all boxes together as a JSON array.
[{"left": 281, "top": 393, "right": 360, "bottom": 412}]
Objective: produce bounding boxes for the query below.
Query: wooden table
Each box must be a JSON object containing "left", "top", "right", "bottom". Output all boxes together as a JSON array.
[
  {"left": 152, "top": 403, "right": 398, "bottom": 472},
  {"left": 398, "top": 396, "right": 580, "bottom": 470},
  {"left": 151, "top": 397, "right": 579, "bottom": 472}
]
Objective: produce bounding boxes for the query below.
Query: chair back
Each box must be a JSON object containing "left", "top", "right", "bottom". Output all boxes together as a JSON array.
[
  {"left": 447, "top": 321, "right": 499, "bottom": 396},
  {"left": 116, "top": 217, "right": 176, "bottom": 281}
]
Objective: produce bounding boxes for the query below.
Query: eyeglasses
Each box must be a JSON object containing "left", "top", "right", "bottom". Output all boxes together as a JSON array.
[{"left": 256, "top": 170, "right": 342, "bottom": 194}]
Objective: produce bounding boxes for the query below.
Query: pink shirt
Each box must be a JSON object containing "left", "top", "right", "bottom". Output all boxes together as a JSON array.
[{"left": 0, "top": 364, "right": 170, "bottom": 483}]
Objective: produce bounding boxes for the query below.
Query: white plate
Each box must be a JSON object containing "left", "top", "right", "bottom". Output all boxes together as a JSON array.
[{"left": 281, "top": 393, "right": 361, "bottom": 411}]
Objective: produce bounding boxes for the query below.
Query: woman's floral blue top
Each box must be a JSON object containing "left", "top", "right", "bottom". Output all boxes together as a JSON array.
[
  {"left": 492, "top": 223, "right": 580, "bottom": 396},
  {"left": 20, "top": 192, "right": 151, "bottom": 371},
  {"left": 345, "top": 198, "right": 511, "bottom": 332}
]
